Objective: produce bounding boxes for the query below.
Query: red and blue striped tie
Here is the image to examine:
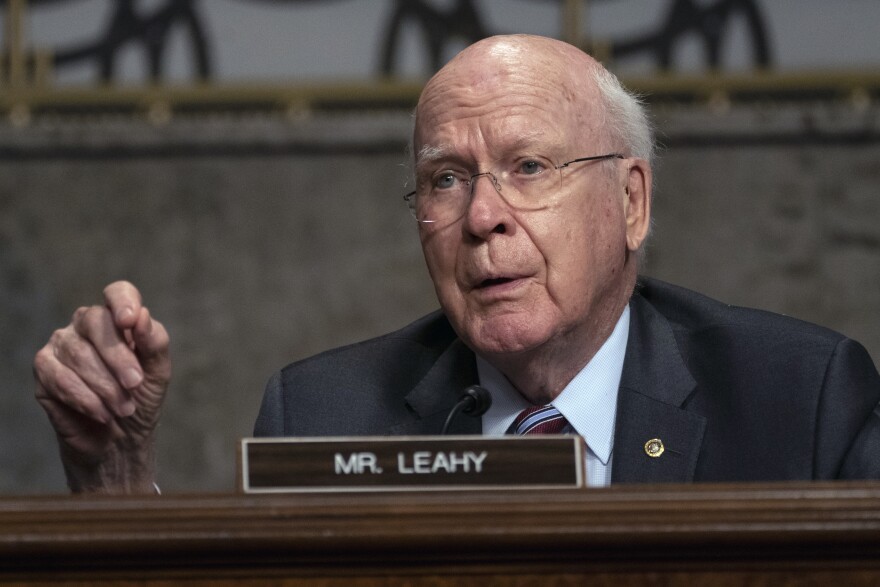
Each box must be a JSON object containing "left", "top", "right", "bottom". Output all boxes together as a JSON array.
[{"left": 512, "top": 405, "right": 569, "bottom": 435}]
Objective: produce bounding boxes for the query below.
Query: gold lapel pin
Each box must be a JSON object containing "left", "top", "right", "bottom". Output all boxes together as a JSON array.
[{"left": 644, "top": 438, "right": 665, "bottom": 458}]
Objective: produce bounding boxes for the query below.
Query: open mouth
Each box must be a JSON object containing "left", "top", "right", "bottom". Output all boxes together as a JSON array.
[{"left": 477, "top": 277, "right": 515, "bottom": 288}]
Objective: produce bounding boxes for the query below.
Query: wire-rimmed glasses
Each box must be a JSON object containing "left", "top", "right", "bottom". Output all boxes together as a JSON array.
[{"left": 403, "top": 153, "right": 624, "bottom": 225}]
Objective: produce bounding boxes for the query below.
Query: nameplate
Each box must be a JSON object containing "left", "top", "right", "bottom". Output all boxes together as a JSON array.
[{"left": 240, "top": 436, "right": 585, "bottom": 493}]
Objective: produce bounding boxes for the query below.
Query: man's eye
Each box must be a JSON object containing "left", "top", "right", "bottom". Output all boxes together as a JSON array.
[
  {"left": 519, "top": 160, "right": 545, "bottom": 175},
  {"left": 434, "top": 173, "right": 458, "bottom": 189}
]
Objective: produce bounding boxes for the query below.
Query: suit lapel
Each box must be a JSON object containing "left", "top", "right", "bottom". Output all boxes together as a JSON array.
[
  {"left": 611, "top": 294, "right": 705, "bottom": 483},
  {"left": 388, "top": 338, "right": 481, "bottom": 436}
]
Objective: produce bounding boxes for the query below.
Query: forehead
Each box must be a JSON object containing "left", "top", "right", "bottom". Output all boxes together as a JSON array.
[{"left": 414, "top": 61, "right": 605, "bottom": 162}]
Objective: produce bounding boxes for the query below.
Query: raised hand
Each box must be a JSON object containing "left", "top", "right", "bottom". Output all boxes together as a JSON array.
[{"left": 34, "top": 281, "right": 171, "bottom": 493}]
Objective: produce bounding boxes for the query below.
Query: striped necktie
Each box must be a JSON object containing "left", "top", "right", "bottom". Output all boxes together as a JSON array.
[{"left": 512, "top": 405, "right": 569, "bottom": 435}]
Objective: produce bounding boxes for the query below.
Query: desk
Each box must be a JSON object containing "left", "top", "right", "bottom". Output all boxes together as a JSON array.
[{"left": 2, "top": 482, "right": 880, "bottom": 585}]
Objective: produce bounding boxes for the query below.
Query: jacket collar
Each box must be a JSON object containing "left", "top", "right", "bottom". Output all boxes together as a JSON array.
[{"left": 389, "top": 337, "right": 480, "bottom": 436}]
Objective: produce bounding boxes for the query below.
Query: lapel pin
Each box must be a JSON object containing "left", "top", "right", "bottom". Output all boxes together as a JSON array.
[{"left": 644, "top": 438, "right": 665, "bottom": 458}]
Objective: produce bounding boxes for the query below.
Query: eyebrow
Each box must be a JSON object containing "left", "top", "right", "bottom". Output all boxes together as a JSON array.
[
  {"left": 415, "top": 131, "right": 554, "bottom": 168},
  {"left": 414, "top": 145, "right": 453, "bottom": 168}
]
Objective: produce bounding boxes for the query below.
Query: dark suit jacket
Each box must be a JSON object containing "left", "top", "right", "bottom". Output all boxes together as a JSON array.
[{"left": 254, "top": 278, "right": 880, "bottom": 482}]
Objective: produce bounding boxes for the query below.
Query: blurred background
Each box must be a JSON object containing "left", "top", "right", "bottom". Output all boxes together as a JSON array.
[{"left": 1, "top": 0, "right": 878, "bottom": 493}]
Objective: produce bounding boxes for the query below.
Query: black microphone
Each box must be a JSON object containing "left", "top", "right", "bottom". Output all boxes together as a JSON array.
[{"left": 441, "top": 385, "right": 492, "bottom": 435}]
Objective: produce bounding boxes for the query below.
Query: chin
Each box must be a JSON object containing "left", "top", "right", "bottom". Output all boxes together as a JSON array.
[{"left": 464, "top": 315, "right": 553, "bottom": 357}]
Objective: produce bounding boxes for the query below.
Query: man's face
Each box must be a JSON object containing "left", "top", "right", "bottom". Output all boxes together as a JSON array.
[{"left": 413, "top": 40, "right": 649, "bottom": 369}]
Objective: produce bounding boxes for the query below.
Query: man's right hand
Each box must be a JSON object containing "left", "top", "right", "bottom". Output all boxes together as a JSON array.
[{"left": 33, "top": 281, "right": 171, "bottom": 494}]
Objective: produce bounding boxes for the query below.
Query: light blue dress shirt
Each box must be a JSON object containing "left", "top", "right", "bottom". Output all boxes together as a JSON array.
[{"left": 477, "top": 305, "right": 631, "bottom": 487}]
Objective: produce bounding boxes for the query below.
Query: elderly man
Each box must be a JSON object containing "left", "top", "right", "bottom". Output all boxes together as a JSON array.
[{"left": 34, "top": 35, "right": 880, "bottom": 493}]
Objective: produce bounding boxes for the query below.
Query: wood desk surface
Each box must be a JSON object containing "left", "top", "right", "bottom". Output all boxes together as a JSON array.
[{"left": 2, "top": 481, "right": 880, "bottom": 585}]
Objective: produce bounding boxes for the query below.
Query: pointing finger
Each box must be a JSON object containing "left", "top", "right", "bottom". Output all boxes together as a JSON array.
[{"left": 103, "top": 281, "right": 144, "bottom": 330}]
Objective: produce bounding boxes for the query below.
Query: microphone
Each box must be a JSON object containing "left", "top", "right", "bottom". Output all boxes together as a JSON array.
[{"left": 441, "top": 385, "right": 492, "bottom": 435}]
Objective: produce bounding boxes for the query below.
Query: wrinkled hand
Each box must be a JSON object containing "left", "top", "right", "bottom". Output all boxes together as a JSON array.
[{"left": 33, "top": 281, "right": 171, "bottom": 493}]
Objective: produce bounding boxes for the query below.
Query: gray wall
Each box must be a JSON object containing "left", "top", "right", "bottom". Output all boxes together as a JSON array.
[{"left": 1, "top": 103, "right": 878, "bottom": 493}]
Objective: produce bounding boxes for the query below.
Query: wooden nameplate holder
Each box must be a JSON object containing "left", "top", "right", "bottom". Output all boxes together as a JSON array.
[{"left": 240, "top": 436, "right": 585, "bottom": 493}]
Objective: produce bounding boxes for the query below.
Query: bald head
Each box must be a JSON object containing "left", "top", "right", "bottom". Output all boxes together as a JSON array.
[
  {"left": 421, "top": 34, "right": 603, "bottom": 95},
  {"left": 430, "top": 35, "right": 601, "bottom": 86},
  {"left": 413, "top": 34, "right": 653, "bottom": 167}
]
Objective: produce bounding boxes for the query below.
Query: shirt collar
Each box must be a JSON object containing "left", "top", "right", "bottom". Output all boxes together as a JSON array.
[{"left": 477, "top": 305, "right": 630, "bottom": 466}]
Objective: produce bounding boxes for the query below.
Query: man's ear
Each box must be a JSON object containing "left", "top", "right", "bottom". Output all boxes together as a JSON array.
[{"left": 623, "top": 158, "right": 652, "bottom": 252}]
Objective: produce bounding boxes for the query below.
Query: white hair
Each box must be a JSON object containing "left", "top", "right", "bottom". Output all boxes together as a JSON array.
[
  {"left": 592, "top": 66, "right": 655, "bottom": 165},
  {"left": 591, "top": 65, "right": 655, "bottom": 263}
]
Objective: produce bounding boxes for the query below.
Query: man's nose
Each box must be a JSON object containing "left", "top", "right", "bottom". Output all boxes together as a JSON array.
[{"left": 463, "top": 171, "right": 513, "bottom": 237}]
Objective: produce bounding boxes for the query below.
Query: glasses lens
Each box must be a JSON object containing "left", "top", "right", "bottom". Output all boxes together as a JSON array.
[
  {"left": 409, "top": 156, "right": 570, "bottom": 224},
  {"left": 500, "top": 158, "right": 561, "bottom": 211},
  {"left": 413, "top": 185, "right": 465, "bottom": 224}
]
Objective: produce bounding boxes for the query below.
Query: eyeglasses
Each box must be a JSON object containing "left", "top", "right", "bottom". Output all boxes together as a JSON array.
[{"left": 404, "top": 153, "right": 624, "bottom": 225}]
